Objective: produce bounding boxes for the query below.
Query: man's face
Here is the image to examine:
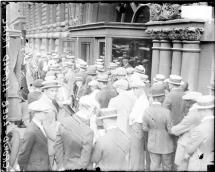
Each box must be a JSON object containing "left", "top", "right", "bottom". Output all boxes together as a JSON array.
[
  {"left": 45, "top": 88, "right": 58, "bottom": 100},
  {"left": 122, "top": 59, "right": 128, "bottom": 66}
]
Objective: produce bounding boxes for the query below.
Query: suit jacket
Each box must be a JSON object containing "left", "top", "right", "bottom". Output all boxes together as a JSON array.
[
  {"left": 91, "top": 127, "right": 131, "bottom": 171},
  {"left": 186, "top": 115, "right": 214, "bottom": 171},
  {"left": 171, "top": 108, "right": 202, "bottom": 146},
  {"left": 163, "top": 88, "right": 185, "bottom": 125},
  {"left": 18, "top": 122, "right": 50, "bottom": 171},
  {"left": 108, "top": 91, "right": 135, "bottom": 134},
  {"left": 96, "top": 86, "right": 118, "bottom": 108},
  {"left": 27, "top": 91, "right": 42, "bottom": 104},
  {"left": 54, "top": 115, "right": 94, "bottom": 170},
  {"left": 142, "top": 103, "right": 174, "bottom": 154}
]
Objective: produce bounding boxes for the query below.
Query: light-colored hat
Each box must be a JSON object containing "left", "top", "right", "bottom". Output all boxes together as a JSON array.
[
  {"left": 45, "top": 71, "right": 56, "bottom": 81},
  {"left": 126, "top": 67, "right": 134, "bottom": 75},
  {"left": 96, "top": 58, "right": 104, "bottom": 62},
  {"left": 115, "top": 61, "right": 121, "bottom": 67},
  {"left": 150, "top": 84, "right": 166, "bottom": 97},
  {"left": 96, "top": 65, "right": 105, "bottom": 72},
  {"left": 41, "top": 80, "right": 61, "bottom": 89},
  {"left": 79, "top": 61, "right": 87, "bottom": 69},
  {"left": 135, "top": 65, "right": 145, "bottom": 74},
  {"left": 115, "top": 67, "right": 127, "bottom": 76},
  {"left": 28, "top": 100, "right": 51, "bottom": 112},
  {"left": 139, "top": 74, "right": 150, "bottom": 83},
  {"left": 167, "top": 75, "right": 183, "bottom": 85},
  {"left": 109, "top": 62, "right": 118, "bottom": 70},
  {"left": 97, "top": 74, "right": 109, "bottom": 82},
  {"left": 63, "top": 61, "right": 74, "bottom": 68},
  {"left": 113, "top": 79, "right": 129, "bottom": 90},
  {"left": 129, "top": 75, "right": 145, "bottom": 88},
  {"left": 87, "top": 65, "right": 97, "bottom": 75},
  {"left": 31, "top": 79, "right": 44, "bottom": 88},
  {"left": 97, "top": 108, "right": 118, "bottom": 120},
  {"left": 88, "top": 80, "right": 99, "bottom": 87},
  {"left": 153, "top": 74, "right": 165, "bottom": 82},
  {"left": 182, "top": 91, "right": 202, "bottom": 101},
  {"left": 65, "top": 55, "right": 75, "bottom": 59},
  {"left": 194, "top": 95, "right": 214, "bottom": 109}
]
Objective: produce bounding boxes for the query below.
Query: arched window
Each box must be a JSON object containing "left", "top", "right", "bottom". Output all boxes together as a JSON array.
[{"left": 132, "top": 5, "right": 150, "bottom": 23}]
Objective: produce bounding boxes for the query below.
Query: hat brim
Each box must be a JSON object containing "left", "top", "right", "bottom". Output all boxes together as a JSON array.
[
  {"left": 195, "top": 104, "right": 214, "bottom": 109},
  {"left": 97, "top": 114, "right": 118, "bottom": 120},
  {"left": 152, "top": 93, "right": 165, "bottom": 97},
  {"left": 97, "top": 79, "right": 108, "bottom": 82},
  {"left": 42, "top": 85, "right": 61, "bottom": 89},
  {"left": 167, "top": 80, "right": 182, "bottom": 85}
]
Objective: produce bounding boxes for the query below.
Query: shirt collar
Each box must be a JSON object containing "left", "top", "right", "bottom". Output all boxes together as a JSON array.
[
  {"left": 152, "top": 101, "right": 162, "bottom": 105},
  {"left": 201, "top": 115, "right": 214, "bottom": 122},
  {"left": 32, "top": 118, "right": 47, "bottom": 137}
]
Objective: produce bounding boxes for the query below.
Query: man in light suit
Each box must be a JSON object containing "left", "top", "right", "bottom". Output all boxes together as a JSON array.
[
  {"left": 108, "top": 79, "right": 135, "bottom": 134},
  {"left": 91, "top": 108, "right": 131, "bottom": 171},
  {"left": 184, "top": 95, "right": 214, "bottom": 171},
  {"left": 171, "top": 91, "right": 202, "bottom": 170},
  {"left": 54, "top": 96, "right": 94, "bottom": 170},
  {"left": 142, "top": 84, "right": 174, "bottom": 171},
  {"left": 18, "top": 101, "right": 51, "bottom": 171}
]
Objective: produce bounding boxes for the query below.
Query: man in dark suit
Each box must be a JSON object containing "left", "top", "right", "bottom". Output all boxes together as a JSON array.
[
  {"left": 54, "top": 96, "right": 94, "bottom": 170},
  {"left": 91, "top": 108, "right": 131, "bottom": 171},
  {"left": 96, "top": 74, "right": 118, "bottom": 108},
  {"left": 18, "top": 100, "right": 51, "bottom": 171},
  {"left": 163, "top": 75, "right": 186, "bottom": 126}
]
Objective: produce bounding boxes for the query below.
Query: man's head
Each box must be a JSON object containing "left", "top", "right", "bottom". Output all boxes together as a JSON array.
[
  {"left": 97, "top": 74, "right": 109, "bottom": 89},
  {"left": 167, "top": 75, "right": 183, "bottom": 90},
  {"left": 28, "top": 100, "right": 51, "bottom": 122},
  {"left": 30, "top": 79, "right": 43, "bottom": 92},
  {"left": 88, "top": 80, "right": 99, "bottom": 91},
  {"left": 182, "top": 91, "right": 202, "bottom": 111},
  {"left": 150, "top": 84, "right": 166, "bottom": 103},
  {"left": 113, "top": 79, "right": 129, "bottom": 93},
  {"left": 42, "top": 80, "right": 61, "bottom": 100},
  {"left": 130, "top": 75, "right": 146, "bottom": 98},
  {"left": 98, "top": 108, "right": 118, "bottom": 130},
  {"left": 195, "top": 95, "right": 214, "bottom": 117},
  {"left": 122, "top": 57, "right": 129, "bottom": 66}
]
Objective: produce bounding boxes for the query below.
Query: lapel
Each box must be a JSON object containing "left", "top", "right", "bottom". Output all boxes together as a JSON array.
[{"left": 31, "top": 122, "right": 48, "bottom": 144}]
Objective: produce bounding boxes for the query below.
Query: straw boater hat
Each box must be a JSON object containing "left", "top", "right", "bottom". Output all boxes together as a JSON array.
[
  {"left": 129, "top": 75, "right": 145, "bottom": 88},
  {"left": 88, "top": 80, "right": 99, "bottom": 87},
  {"left": 41, "top": 80, "right": 61, "bottom": 89},
  {"left": 194, "top": 95, "right": 214, "bottom": 109},
  {"left": 79, "top": 61, "right": 87, "bottom": 70},
  {"left": 153, "top": 74, "right": 165, "bottom": 82},
  {"left": 31, "top": 79, "right": 44, "bottom": 88},
  {"left": 45, "top": 71, "right": 56, "bottom": 81},
  {"left": 135, "top": 65, "right": 145, "bottom": 74},
  {"left": 115, "top": 67, "right": 127, "bottom": 76},
  {"left": 150, "top": 84, "right": 166, "bottom": 97},
  {"left": 87, "top": 65, "right": 97, "bottom": 75},
  {"left": 113, "top": 79, "right": 129, "bottom": 90},
  {"left": 96, "top": 65, "right": 105, "bottom": 72},
  {"left": 97, "top": 108, "right": 118, "bottom": 120},
  {"left": 167, "top": 75, "right": 183, "bottom": 85},
  {"left": 97, "top": 74, "right": 109, "bottom": 82},
  {"left": 109, "top": 62, "right": 118, "bottom": 70},
  {"left": 28, "top": 100, "right": 51, "bottom": 112},
  {"left": 126, "top": 67, "right": 134, "bottom": 75},
  {"left": 182, "top": 91, "right": 202, "bottom": 101}
]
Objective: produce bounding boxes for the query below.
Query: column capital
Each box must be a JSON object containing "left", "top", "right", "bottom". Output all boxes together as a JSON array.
[{"left": 146, "top": 27, "right": 204, "bottom": 41}]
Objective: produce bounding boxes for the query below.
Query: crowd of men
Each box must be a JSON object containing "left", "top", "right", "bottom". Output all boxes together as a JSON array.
[{"left": 7, "top": 49, "right": 214, "bottom": 171}]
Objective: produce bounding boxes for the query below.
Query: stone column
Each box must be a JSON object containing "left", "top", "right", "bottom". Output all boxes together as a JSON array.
[
  {"left": 181, "top": 41, "right": 200, "bottom": 91},
  {"left": 151, "top": 40, "right": 160, "bottom": 82},
  {"left": 158, "top": 40, "right": 172, "bottom": 78},
  {"left": 55, "top": 38, "right": 60, "bottom": 53},
  {"left": 171, "top": 40, "right": 182, "bottom": 75}
]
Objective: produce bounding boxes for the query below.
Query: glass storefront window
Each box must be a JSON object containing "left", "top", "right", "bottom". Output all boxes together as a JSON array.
[
  {"left": 62, "top": 39, "right": 76, "bottom": 56},
  {"left": 99, "top": 41, "right": 105, "bottom": 57},
  {"left": 112, "top": 38, "right": 152, "bottom": 77}
]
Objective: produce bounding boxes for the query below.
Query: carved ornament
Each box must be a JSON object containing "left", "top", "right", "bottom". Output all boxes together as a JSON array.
[
  {"left": 146, "top": 27, "right": 204, "bottom": 41},
  {"left": 150, "top": 3, "right": 181, "bottom": 21}
]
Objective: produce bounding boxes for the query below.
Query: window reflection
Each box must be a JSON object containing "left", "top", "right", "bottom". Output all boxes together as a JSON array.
[{"left": 112, "top": 38, "right": 152, "bottom": 76}]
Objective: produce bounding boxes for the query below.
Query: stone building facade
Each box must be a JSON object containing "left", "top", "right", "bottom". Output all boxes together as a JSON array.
[{"left": 6, "top": 2, "right": 215, "bottom": 94}]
